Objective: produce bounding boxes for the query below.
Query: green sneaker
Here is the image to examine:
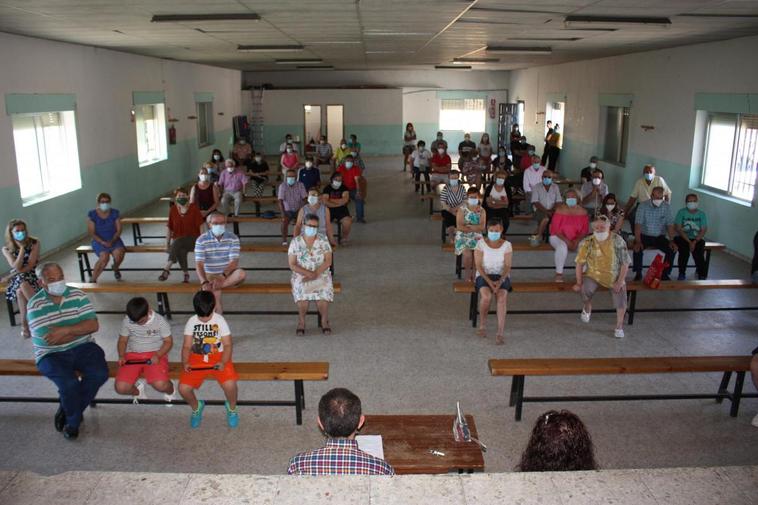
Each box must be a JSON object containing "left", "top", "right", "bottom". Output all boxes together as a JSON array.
[
  {"left": 190, "top": 400, "right": 205, "bottom": 429},
  {"left": 225, "top": 401, "right": 239, "bottom": 428}
]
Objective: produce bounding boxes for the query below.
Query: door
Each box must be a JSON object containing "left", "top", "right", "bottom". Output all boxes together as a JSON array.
[
  {"left": 326, "top": 105, "right": 344, "bottom": 148},
  {"left": 497, "top": 103, "right": 519, "bottom": 149},
  {"left": 304, "top": 105, "right": 322, "bottom": 152},
  {"left": 545, "top": 101, "right": 565, "bottom": 148}
]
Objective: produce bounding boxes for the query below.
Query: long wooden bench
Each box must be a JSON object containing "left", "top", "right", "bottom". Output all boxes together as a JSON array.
[
  {"left": 488, "top": 356, "right": 758, "bottom": 421},
  {"left": 442, "top": 241, "right": 726, "bottom": 278},
  {"left": 0, "top": 359, "right": 328, "bottom": 425},
  {"left": 75, "top": 244, "right": 336, "bottom": 281},
  {"left": 66, "top": 281, "right": 342, "bottom": 325},
  {"left": 455, "top": 279, "right": 758, "bottom": 326}
]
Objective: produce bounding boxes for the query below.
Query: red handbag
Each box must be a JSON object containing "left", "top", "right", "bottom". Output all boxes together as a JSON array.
[{"left": 643, "top": 253, "right": 669, "bottom": 289}]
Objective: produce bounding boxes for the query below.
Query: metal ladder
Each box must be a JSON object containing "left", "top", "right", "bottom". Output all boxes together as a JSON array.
[{"left": 251, "top": 86, "right": 264, "bottom": 152}]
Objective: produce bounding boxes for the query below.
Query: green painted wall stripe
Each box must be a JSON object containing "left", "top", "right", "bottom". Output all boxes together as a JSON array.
[
  {"left": 194, "top": 92, "right": 214, "bottom": 103},
  {"left": 5, "top": 93, "right": 76, "bottom": 114},
  {"left": 599, "top": 93, "right": 634, "bottom": 108},
  {"left": 694, "top": 93, "right": 758, "bottom": 114},
  {"left": 132, "top": 91, "right": 165, "bottom": 105}
]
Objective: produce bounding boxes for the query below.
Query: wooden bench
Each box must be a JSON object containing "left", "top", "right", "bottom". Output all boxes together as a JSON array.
[
  {"left": 488, "top": 356, "right": 758, "bottom": 421},
  {"left": 64, "top": 281, "right": 342, "bottom": 326},
  {"left": 442, "top": 241, "right": 726, "bottom": 278},
  {"left": 454, "top": 279, "right": 758, "bottom": 326},
  {"left": 0, "top": 359, "right": 328, "bottom": 425}
]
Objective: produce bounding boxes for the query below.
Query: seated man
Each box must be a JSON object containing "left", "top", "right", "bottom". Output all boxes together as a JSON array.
[
  {"left": 27, "top": 262, "right": 109, "bottom": 440},
  {"left": 314, "top": 135, "right": 333, "bottom": 167},
  {"left": 580, "top": 155, "right": 599, "bottom": 183},
  {"left": 429, "top": 143, "right": 452, "bottom": 187},
  {"left": 322, "top": 173, "right": 353, "bottom": 244},
  {"left": 278, "top": 169, "right": 308, "bottom": 244},
  {"left": 194, "top": 212, "right": 246, "bottom": 314},
  {"left": 623, "top": 164, "right": 672, "bottom": 228},
  {"left": 430, "top": 131, "right": 448, "bottom": 152},
  {"left": 440, "top": 171, "right": 467, "bottom": 243},
  {"left": 530, "top": 170, "right": 562, "bottom": 243},
  {"left": 287, "top": 388, "right": 394, "bottom": 475},
  {"left": 458, "top": 132, "right": 477, "bottom": 157},
  {"left": 632, "top": 186, "right": 677, "bottom": 281},
  {"left": 218, "top": 159, "right": 248, "bottom": 216},
  {"left": 522, "top": 154, "right": 545, "bottom": 214},
  {"left": 279, "top": 133, "right": 299, "bottom": 154},
  {"left": 297, "top": 156, "right": 321, "bottom": 191}
]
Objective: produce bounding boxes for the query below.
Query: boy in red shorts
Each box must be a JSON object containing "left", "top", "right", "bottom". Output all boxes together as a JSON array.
[
  {"left": 179, "top": 290, "right": 239, "bottom": 428},
  {"left": 115, "top": 297, "right": 175, "bottom": 402}
]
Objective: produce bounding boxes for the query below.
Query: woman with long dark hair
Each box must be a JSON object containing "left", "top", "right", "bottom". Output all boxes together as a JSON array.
[{"left": 517, "top": 410, "right": 598, "bottom": 472}]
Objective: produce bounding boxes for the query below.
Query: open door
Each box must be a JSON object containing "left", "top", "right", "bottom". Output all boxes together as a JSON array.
[
  {"left": 326, "top": 105, "right": 344, "bottom": 147},
  {"left": 304, "top": 105, "right": 322, "bottom": 153}
]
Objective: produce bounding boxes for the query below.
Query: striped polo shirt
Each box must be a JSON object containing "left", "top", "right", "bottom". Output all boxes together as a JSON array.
[
  {"left": 27, "top": 287, "right": 98, "bottom": 364},
  {"left": 194, "top": 230, "right": 241, "bottom": 274}
]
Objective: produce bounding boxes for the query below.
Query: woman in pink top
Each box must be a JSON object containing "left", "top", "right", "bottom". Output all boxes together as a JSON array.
[
  {"left": 549, "top": 188, "right": 589, "bottom": 282},
  {"left": 280, "top": 142, "right": 300, "bottom": 178}
]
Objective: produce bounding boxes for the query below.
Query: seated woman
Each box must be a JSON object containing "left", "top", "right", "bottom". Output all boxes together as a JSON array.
[
  {"left": 280, "top": 143, "right": 300, "bottom": 179},
  {"left": 87, "top": 192, "right": 126, "bottom": 282},
  {"left": 440, "top": 171, "right": 467, "bottom": 244},
  {"left": 548, "top": 189, "right": 589, "bottom": 283},
  {"left": 478, "top": 133, "right": 494, "bottom": 171},
  {"left": 288, "top": 213, "right": 334, "bottom": 336},
  {"left": 474, "top": 218, "right": 512, "bottom": 345},
  {"left": 599, "top": 193, "right": 625, "bottom": 235},
  {"left": 2, "top": 219, "right": 41, "bottom": 338},
  {"left": 516, "top": 410, "right": 598, "bottom": 472},
  {"left": 458, "top": 151, "right": 481, "bottom": 187},
  {"left": 246, "top": 151, "right": 270, "bottom": 198},
  {"left": 208, "top": 149, "right": 224, "bottom": 182},
  {"left": 190, "top": 166, "right": 220, "bottom": 218},
  {"left": 455, "top": 187, "right": 487, "bottom": 282},
  {"left": 483, "top": 170, "right": 511, "bottom": 233},
  {"left": 160, "top": 188, "right": 204, "bottom": 283},
  {"left": 294, "top": 189, "right": 335, "bottom": 246},
  {"left": 332, "top": 138, "right": 350, "bottom": 171}
]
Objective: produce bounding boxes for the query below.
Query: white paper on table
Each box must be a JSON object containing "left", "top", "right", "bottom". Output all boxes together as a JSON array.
[{"left": 355, "top": 435, "right": 385, "bottom": 460}]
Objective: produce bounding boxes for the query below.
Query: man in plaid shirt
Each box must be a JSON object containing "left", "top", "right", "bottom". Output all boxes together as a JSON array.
[{"left": 287, "top": 388, "right": 394, "bottom": 475}]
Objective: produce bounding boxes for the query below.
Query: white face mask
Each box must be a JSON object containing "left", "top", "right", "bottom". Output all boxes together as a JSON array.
[
  {"left": 305, "top": 161, "right": 313, "bottom": 168},
  {"left": 331, "top": 180, "right": 342, "bottom": 189},
  {"left": 307, "top": 195, "right": 319, "bottom": 206},
  {"left": 345, "top": 161, "right": 354, "bottom": 169},
  {"left": 213, "top": 154, "right": 221, "bottom": 161},
  {"left": 286, "top": 148, "right": 293, "bottom": 154},
  {"left": 652, "top": 198, "right": 663, "bottom": 207},
  {"left": 605, "top": 203, "right": 616, "bottom": 211},
  {"left": 199, "top": 174, "right": 209, "bottom": 182},
  {"left": 254, "top": 156, "right": 262, "bottom": 163},
  {"left": 340, "top": 144, "right": 347, "bottom": 149},
  {"left": 468, "top": 197, "right": 479, "bottom": 206},
  {"left": 592, "top": 177, "right": 602, "bottom": 186},
  {"left": 496, "top": 178, "right": 505, "bottom": 185},
  {"left": 226, "top": 166, "right": 234, "bottom": 173},
  {"left": 593, "top": 230, "right": 609, "bottom": 241},
  {"left": 589, "top": 162, "right": 597, "bottom": 169},
  {"left": 437, "top": 148, "right": 445, "bottom": 155},
  {"left": 211, "top": 224, "right": 225, "bottom": 236},
  {"left": 46, "top": 280, "right": 67, "bottom": 296}
]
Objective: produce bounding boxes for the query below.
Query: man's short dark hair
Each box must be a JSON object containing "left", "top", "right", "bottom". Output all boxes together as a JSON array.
[
  {"left": 318, "top": 388, "right": 362, "bottom": 437},
  {"left": 126, "top": 297, "right": 149, "bottom": 323},
  {"left": 193, "top": 290, "right": 216, "bottom": 317}
]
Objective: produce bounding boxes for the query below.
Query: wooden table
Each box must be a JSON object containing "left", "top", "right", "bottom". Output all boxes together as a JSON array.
[{"left": 359, "top": 414, "right": 485, "bottom": 474}]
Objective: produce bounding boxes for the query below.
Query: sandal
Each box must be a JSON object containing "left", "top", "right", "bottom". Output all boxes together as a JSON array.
[
  {"left": 183, "top": 273, "right": 190, "bottom": 283},
  {"left": 495, "top": 335, "right": 505, "bottom": 345},
  {"left": 296, "top": 327, "right": 305, "bottom": 336},
  {"left": 321, "top": 326, "right": 332, "bottom": 335},
  {"left": 114, "top": 269, "right": 122, "bottom": 281},
  {"left": 158, "top": 269, "right": 170, "bottom": 282},
  {"left": 476, "top": 327, "right": 487, "bottom": 338}
]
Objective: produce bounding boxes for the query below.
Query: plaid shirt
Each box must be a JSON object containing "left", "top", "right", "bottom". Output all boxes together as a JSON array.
[{"left": 287, "top": 439, "right": 395, "bottom": 476}]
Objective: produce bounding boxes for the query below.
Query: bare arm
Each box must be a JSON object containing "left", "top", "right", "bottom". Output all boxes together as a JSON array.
[
  {"left": 501, "top": 250, "right": 512, "bottom": 280},
  {"left": 45, "top": 318, "right": 99, "bottom": 345},
  {"left": 181, "top": 334, "right": 192, "bottom": 370},
  {"left": 288, "top": 254, "right": 315, "bottom": 277},
  {"left": 220, "top": 334, "right": 232, "bottom": 368},
  {"left": 293, "top": 209, "right": 304, "bottom": 237},
  {"left": 324, "top": 208, "right": 335, "bottom": 245},
  {"left": 117, "top": 335, "right": 129, "bottom": 363}
]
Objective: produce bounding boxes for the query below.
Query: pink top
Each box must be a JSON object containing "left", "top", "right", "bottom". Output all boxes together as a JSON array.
[
  {"left": 218, "top": 168, "right": 248, "bottom": 193},
  {"left": 281, "top": 152, "right": 299, "bottom": 169},
  {"left": 549, "top": 212, "right": 589, "bottom": 241}
]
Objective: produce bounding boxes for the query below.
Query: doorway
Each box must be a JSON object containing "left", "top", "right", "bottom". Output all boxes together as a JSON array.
[
  {"left": 545, "top": 101, "right": 565, "bottom": 148},
  {"left": 326, "top": 105, "right": 344, "bottom": 148},
  {"left": 303, "top": 105, "right": 322, "bottom": 149}
]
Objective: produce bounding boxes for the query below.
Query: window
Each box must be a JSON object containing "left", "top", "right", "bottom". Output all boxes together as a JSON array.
[
  {"left": 439, "top": 98, "right": 486, "bottom": 133},
  {"left": 197, "top": 101, "right": 214, "bottom": 147},
  {"left": 516, "top": 100, "right": 525, "bottom": 131},
  {"left": 11, "top": 110, "right": 82, "bottom": 206},
  {"left": 134, "top": 103, "right": 167, "bottom": 167},
  {"left": 602, "top": 106, "right": 630, "bottom": 166},
  {"left": 701, "top": 113, "right": 757, "bottom": 202}
]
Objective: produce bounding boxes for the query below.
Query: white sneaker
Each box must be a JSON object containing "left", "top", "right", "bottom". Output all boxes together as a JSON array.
[
  {"left": 580, "top": 310, "right": 591, "bottom": 323},
  {"left": 751, "top": 413, "right": 758, "bottom": 428},
  {"left": 133, "top": 380, "right": 148, "bottom": 404},
  {"left": 614, "top": 328, "right": 625, "bottom": 339},
  {"left": 163, "top": 389, "right": 177, "bottom": 408}
]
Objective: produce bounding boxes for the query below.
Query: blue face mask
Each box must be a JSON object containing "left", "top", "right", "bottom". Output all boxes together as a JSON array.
[
  {"left": 211, "top": 224, "right": 225, "bottom": 236},
  {"left": 286, "top": 177, "right": 296, "bottom": 186},
  {"left": 449, "top": 179, "right": 459, "bottom": 187},
  {"left": 99, "top": 202, "right": 111, "bottom": 212},
  {"left": 532, "top": 163, "right": 540, "bottom": 170},
  {"left": 542, "top": 178, "right": 552, "bottom": 186},
  {"left": 566, "top": 197, "right": 578, "bottom": 207},
  {"left": 644, "top": 173, "right": 654, "bottom": 181},
  {"left": 304, "top": 225, "right": 318, "bottom": 237},
  {"left": 487, "top": 231, "right": 501, "bottom": 241},
  {"left": 12, "top": 230, "right": 26, "bottom": 241},
  {"left": 686, "top": 201, "right": 698, "bottom": 211}
]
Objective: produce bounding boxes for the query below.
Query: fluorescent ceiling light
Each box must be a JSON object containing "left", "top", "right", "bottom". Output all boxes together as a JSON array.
[
  {"left": 237, "top": 45, "right": 304, "bottom": 52},
  {"left": 508, "top": 37, "right": 581, "bottom": 41},
  {"left": 435, "top": 65, "right": 471, "bottom": 70},
  {"left": 275, "top": 58, "right": 323, "bottom": 64},
  {"left": 364, "top": 31, "right": 434, "bottom": 36},
  {"left": 308, "top": 41, "right": 362, "bottom": 45},
  {"left": 678, "top": 13, "right": 758, "bottom": 18},
  {"left": 486, "top": 46, "right": 552, "bottom": 54},
  {"left": 152, "top": 13, "right": 260, "bottom": 22},
  {"left": 296, "top": 65, "right": 334, "bottom": 70},
  {"left": 453, "top": 57, "right": 499, "bottom": 64},
  {"left": 365, "top": 50, "right": 415, "bottom": 54},
  {"left": 564, "top": 15, "right": 671, "bottom": 28},
  {"left": 457, "top": 19, "right": 521, "bottom": 25}
]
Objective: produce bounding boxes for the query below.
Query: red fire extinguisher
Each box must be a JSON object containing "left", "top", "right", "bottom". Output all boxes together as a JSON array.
[{"left": 168, "top": 124, "right": 177, "bottom": 145}]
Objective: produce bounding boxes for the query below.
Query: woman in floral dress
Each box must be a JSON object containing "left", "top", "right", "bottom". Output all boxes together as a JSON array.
[
  {"left": 2, "top": 219, "right": 41, "bottom": 338},
  {"left": 455, "top": 186, "right": 486, "bottom": 282}
]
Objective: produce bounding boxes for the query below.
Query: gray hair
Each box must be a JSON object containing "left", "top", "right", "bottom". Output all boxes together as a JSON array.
[
  {"left": 35, "top": 262, "right": 62, "bottom": 279},
  {"left": 206, "top": 211, "right": 226, "bottom": 224}
]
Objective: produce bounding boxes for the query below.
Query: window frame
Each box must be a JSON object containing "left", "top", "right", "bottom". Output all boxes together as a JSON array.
[
  {"left": 196, "top": 100, "right": 214, "bottom": 148},
  {"left": 438, "top": 98, "right": 486, "bottom": 133},
  {"left": 134, "top": 102, "right": 168, "bottom": 168}
]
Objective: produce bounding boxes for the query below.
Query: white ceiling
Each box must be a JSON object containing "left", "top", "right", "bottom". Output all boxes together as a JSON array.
[{"left": 1, "top": 0, "right": 758, "bottom": 71}]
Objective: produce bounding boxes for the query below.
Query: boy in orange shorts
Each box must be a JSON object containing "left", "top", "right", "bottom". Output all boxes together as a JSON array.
[
  {"left": 115, "top": 297, "right": 174, "bottom": 402},
  {"left": 179, "top": 290, "right": 239, "bottom": 428}
]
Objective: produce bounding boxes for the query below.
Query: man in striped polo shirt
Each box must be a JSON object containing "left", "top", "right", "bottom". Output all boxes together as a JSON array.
[
  {"left": 194, "top": 212, "right": 246, "bottom": 314},
  {"left": 27, "top": 262, "right": 109, "bottom": 440}
]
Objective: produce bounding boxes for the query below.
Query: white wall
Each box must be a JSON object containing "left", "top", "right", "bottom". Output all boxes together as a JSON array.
[{"left": 508, "top": 34, "right": 758, "bottom": 257}]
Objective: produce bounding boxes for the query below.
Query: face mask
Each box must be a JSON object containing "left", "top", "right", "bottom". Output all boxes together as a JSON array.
[
  {"left": 340, "top": 144, "right": 347, "bottom": 149},
  {"left": 528, "top": 150, "right": 535, "bottom": 155},
  {"left": 99, "top": 202, "right": 111, "bottom": 212},
  {"left": 226, "top": 166, "right": 234, "bottom": 173},
  {"left": 307, "top": 195, "right": 319, "bottom": 205},
  {"left": 589, "top": 162, "right": 597, "bottom": 169},
  {"left": 254, "top": 156, "right": 262, "bottom": 163},
  {"left": 199, "top": 174, "right": 209, "bottom": 182},
  {"left": 592, "top": 177, "right": 602, "bottom": 186},
  {"left": 286, "top": 177, "right": 296, "bottom": 186},
  {"left": 652, "top": 198, "right": 663, "bottom": 207},
  {"left": 449, "top": 179, "right": 459, "bottom": 187},
  {"left": 213, "top": 154, "right": 221, "bottom": 161},
  {"left": 593, "top": 230, "right": 609, "bottom": 241},
  {"left": 305, "top": 161, "right": 313, "bottom": 168},
  {"left": 644, "top": 173, "right": 654, "bottom": 181},
  {"left": 176, "top": 197, "right": 188, "bottom": 206},
  {"left": 686, "top": 202, "right": 698, "bottom": 210},
  {"left": 211, "top": 224, "right": 225, "bottom": 236},
  {"left": 468, "top": 197, "right": 479, "bottom": 206},
  {"left": 239, "top": 140, "right": 246, "bottom": 145},
  {"left": 350, "top": 152, "right": 358, "bottom": 158},
  {"left": 12, "top": 230, "right": 26, "bottom": 241},
  {"left": 46, "top": 280, "right": 67, "bottom": 297},
  {"left": 437, "top": 149, "right": 445, "bottom": 155},
  {"left": 320, "top": 140, "right": 325, "bottom": 144},
  {"left": 606, "top": 203, "right": 616, "bottom": 211},
  {"left": 496, "top": 178, "right": 505, "bottom": 185},
  {"left": 532, "top": 163, "right": 541, "bottom": 170},
  {"left": 566, "top": 197, "right": 578, "bottom": 207},
  {"left": 542, "top": 178, "right": 552, "bottom": 186},
  {"left": 304, "top": 225, "right": 318, "bottom": 237},
  {"left": 345, "top": 162, "right": 354, "bottom": 169},
  {"left": 487, "top": 231, "right": 501, "bottom": 241},
  {"left": 286, "top": 138, "right": 292, "bottom": 143},
  {"left": 332, "top": 180, "right": 342, "bottom": 189},
  {"left": 208, "top": 168, "right": 216, "bottom": 174},
  {"left": 286, "top": 148, "right": 293, "bottom": 154}
]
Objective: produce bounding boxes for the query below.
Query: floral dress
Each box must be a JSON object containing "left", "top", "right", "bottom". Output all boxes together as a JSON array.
[
  {"left": 454, "top": 206, "right": 483, "bottom": 255},
  {"left": 5, "top": 241, "right": 41, "bottom": 301},
  {"left": 288, "top": 234, "right": 334, "bottom": 302}
]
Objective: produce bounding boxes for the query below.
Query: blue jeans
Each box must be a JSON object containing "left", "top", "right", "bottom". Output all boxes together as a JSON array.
[
  {"left": 36, "top": 342, "right": 109, "bottom": 429},
  {"left": 349, "top": 189, "right": 365, "bottom": 221}
]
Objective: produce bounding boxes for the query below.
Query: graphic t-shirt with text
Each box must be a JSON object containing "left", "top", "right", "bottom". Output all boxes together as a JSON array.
[{"left": 184, "top": 313, "right": 231, "bottom": 363}]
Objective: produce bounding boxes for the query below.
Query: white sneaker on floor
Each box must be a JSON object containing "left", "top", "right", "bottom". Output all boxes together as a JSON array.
[
  {"left": 752, "top": 413, "right": 758, "bottom": 428},
  {"left": 580, "top": 310, "right": 591, "bottom": 323},
  {"left": 163, "top": 387, "right": 177, "bottom": 408},
  {"left": 133, "top": 380, "right": 148, "bottom": 404},
  {"left": 614, "top": 328, "right": 625, "bottom": 339}
]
